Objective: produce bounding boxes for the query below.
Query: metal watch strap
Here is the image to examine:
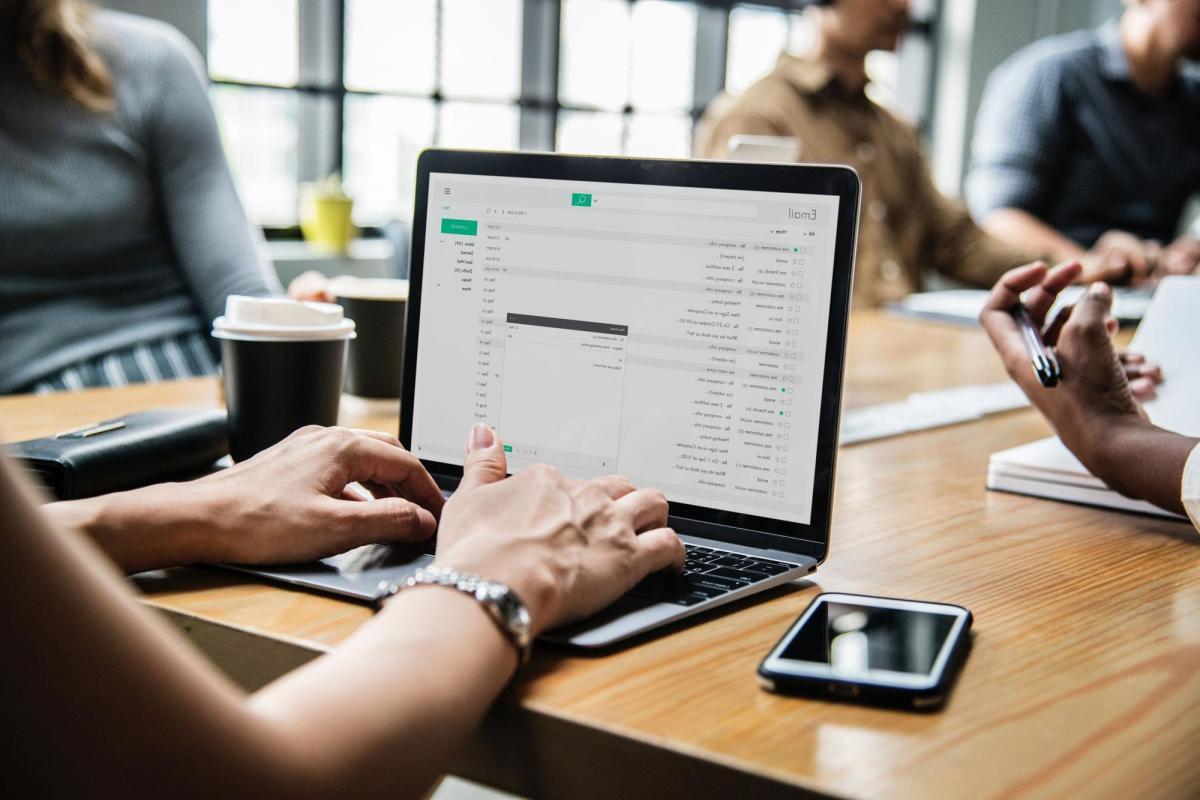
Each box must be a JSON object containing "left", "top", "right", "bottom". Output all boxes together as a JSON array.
[{"left": 375, "top": 567, "right": 533, "bottom": 665}]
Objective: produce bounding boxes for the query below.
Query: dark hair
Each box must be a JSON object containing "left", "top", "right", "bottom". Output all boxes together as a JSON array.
[{"left": 12, "top": 0, "right": 113, "bottom": 112}]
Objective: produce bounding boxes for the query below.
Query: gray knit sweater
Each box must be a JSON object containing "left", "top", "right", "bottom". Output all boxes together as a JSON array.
[{"left": 0, "top": 11, "right": 277, "bottom": 393}]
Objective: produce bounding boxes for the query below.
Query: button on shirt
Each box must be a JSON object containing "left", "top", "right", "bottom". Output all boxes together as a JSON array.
[
  {"left": 967, "top": 22, "right": 1200, "bottom": 249},
  {"left": 696, "top": 54, "right": 1029, "bottom": 308}
]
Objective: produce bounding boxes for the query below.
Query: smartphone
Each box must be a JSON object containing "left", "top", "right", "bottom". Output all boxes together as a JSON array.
[{"left": 758, "top": 592, "right": 972, "bottom": 710}]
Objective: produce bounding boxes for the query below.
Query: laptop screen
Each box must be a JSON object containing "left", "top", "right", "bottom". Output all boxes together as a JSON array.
[{"left": 408, "top": 166, "right": 846, "bottom": 530}]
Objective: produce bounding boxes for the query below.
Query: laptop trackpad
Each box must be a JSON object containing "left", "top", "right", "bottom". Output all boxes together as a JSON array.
[
  {"left": 234, "top": 543, "right": 433, "bottom": 601},
  {"left": 542, "top": 595, "right": 680, "bottom": 647}
]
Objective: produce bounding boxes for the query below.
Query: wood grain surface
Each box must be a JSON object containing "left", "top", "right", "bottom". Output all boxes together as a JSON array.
[{"left": 2, "top": 313, "right": 1197, "bottom": 800}]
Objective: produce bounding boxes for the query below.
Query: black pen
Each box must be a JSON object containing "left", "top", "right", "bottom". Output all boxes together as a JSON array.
[{"left": 1012, "top": 303, "right": 1060, "bottom": 388}]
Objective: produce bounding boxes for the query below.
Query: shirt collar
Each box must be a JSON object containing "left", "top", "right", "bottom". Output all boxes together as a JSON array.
[
  {"left": 1097, "top": 20, "right": 1132, "bottom": 82},
  {"left": 776, "top": 53, "right": 843, "bottom": 96}
]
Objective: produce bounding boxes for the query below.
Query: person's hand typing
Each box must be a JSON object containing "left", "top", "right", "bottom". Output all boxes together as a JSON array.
[
  {"left": 46, "top": 425, "right": 447, "bottom": 572},
  {"left": 190, "top": 426, "right": 445, "bottom": 564},
  {"left": 432, "top": 424, "right": 685, "bottom": 635}
]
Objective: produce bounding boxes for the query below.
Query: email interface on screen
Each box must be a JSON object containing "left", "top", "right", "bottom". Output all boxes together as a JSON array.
[{"left": 411, "top": 173, "right": 840, "bottom": 525}]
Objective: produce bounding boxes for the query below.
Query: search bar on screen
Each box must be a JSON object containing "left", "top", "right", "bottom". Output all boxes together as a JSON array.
[{"left": 593, "top": 194, "right": 757, "bottom": 218}]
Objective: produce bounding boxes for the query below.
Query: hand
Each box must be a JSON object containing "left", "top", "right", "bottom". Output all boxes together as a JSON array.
[
  {"left": 1160, "top": 236, "right": 1200, "bottom": 277},
  {"left": 1078, "top": 230, "right": 1159, "bottom": 286},
  {"left": 432, "top": 424, "right": 685, "bottom": 634},
  {"left": 979, "top": 261, "right": 1152, "bottom": 471},
  {"left": 188, "top": 426, "right": 445, "bottom": 564},
  {"left": 1118, "top": 350, "right": 1162, "bottom": 401},
  {"left": 288, "top": 270, "right": 334, "bottom": 302}
]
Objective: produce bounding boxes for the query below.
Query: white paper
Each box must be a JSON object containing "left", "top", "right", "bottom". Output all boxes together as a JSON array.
[
  {"left": 842, "top": 382, "right": 1029, "bottom": 445},
  {"left": 1128, "top": 275, "right": 1200, "bottom": 437}
]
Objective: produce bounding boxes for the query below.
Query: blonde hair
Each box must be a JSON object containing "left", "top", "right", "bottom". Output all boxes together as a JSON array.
[{"left": 12, "top": 0, "right": 113, "bottom": 111}]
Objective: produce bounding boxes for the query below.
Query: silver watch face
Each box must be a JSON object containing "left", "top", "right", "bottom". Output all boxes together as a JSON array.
[
  {"left": 515, "top": 605, "right": 532, "bottom": 635},
  {"left": 493, "top": 585, "right": 532, "bottom": 642}
]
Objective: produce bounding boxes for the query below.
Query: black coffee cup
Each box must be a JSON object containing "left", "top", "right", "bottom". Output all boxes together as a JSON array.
[
  {"left": 213, "top": 296, "right": 356, "bottom": 462},
  {"left": 330, "top": 277, "right": 408, "bottom": 400}
]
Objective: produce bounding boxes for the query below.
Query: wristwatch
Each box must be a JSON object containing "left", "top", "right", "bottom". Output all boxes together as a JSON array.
[{"left": 376, "top": 566, "right": 534, "bottom": 665}]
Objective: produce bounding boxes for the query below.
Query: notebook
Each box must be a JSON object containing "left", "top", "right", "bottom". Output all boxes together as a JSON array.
[{"left": 986, "top": 276, "right": 1199, "bottom": 519}]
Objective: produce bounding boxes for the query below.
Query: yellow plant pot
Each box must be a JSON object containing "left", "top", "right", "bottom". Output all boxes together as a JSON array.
[{"left": 300, "top": 187, "right": 357, "bottom": 254}]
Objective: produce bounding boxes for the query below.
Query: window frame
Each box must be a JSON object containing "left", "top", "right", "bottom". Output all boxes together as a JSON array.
[{"left": 206, "top": 0, "right": 941, "bottom": 234}]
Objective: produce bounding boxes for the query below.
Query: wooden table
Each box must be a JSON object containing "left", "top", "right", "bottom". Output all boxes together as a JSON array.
[{"left": 3, "top": 312, "right": 1198, "bottom": 799}]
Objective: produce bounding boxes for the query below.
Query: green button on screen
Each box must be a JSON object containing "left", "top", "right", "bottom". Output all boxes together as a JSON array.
[
  {"left": 503, "top": 444, "right": 513, "bottom": 453},
  {"left": 571, "top": 193, "right": 592, "bottom": 207},
  {"left": 440, "top": 218, "right": 478, "bottom": 235}
]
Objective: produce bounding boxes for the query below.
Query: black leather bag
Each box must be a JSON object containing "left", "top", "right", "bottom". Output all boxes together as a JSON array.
[{"left": 7, "top": 409, "right": 229, "bottom": 500}]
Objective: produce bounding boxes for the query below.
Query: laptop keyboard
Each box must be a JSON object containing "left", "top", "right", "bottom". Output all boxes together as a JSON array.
[
  {"left": 629, "top": 544, "right": 799, "bottom": 607},
  {"left": 437, "top": 485, "right": 797, "bottom": 608}
]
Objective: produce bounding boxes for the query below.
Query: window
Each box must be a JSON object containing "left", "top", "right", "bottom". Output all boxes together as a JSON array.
[
  {"left": 208, "top": 0, "right": 299, "bottom": 87},
  {"left": 724, "top": 0, "right": 940, "bottom": 124},
  {"left": 724, "top": 5, "right": 790, "bottom": 97},
  {"left": 340, "top": 0, "right": 522, "bottom": 223},
  {"left": 207, "top": 0, "right": 300, "bottom": 227},
  {"left": 209, "top": 87, "right": 299, "bottom": 227},
  {"left": 207, "top": 0, "right": 941, "bottom": 229},
  {"left": 557, "top": 0, "right": 695, "bottom": 157}
]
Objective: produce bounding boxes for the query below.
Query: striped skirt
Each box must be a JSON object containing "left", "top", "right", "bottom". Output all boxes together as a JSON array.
[{"left": 28, "top": 331, "right": 219, "bottom": 395}]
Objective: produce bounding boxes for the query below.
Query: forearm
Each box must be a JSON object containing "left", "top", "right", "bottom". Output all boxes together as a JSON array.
[
  {"left": 1070, "top": 418, "right": 1196, "bottom": 516},
  {"left": 6, "top": 452, "right": 512, "bottom": 800},
  {"left": 981, "top": 208, "right": 1085, "bottom": 263},
  {"left": 249, "top": 586, "right": 518, "bottom": 800},
  {"left": 43, "top": 482, "right": 220, "bottom": 572},
  {"left": 931, "top": 214, "right": 1034, "bottom": 287},
  {"left": 915, "top": 159, "right": 1034, "bottom": 287}
]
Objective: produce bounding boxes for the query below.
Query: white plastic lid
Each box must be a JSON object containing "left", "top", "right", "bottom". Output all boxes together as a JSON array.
[
  {"left": 329, "top": 276, "right": 409, "bottom": 301},
  {"left": 212, "top": 295, "right": 356, "bottom": 342}
]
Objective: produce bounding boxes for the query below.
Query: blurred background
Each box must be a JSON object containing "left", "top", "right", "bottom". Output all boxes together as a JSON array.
[{"left": 105, "top": 0, "right": 1126, "bottom": 278}]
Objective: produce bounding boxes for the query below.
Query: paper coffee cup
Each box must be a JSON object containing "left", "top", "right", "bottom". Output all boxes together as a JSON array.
[
  {"left": 213, "top": 296, "right": 356, "bottom": 461},
  {"left": 329, "top": 277, "right": 408, "bottom": 402}
]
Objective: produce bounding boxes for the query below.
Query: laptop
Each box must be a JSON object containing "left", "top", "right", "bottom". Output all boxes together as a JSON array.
[
  {"left": 242, "top": 149, "right": 860, "bottom": 648},
  {"left": 726, "top": 134, "right": 802, "bottom": 164}
]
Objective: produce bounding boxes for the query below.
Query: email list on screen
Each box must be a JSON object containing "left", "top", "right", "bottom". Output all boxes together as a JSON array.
[{"left": 410, "top": 173, "right": 840, "bottom": 525}]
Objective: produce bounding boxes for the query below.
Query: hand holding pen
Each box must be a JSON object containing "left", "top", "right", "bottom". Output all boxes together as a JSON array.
[
  {"left": 979, "top": 260, "right": 1162, "bottom": 399},
  {"left": 1012, "top": 303, "right": 1061, "bottom": 388}
]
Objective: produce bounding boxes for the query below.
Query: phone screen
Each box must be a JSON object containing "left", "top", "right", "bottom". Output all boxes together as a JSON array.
[{"left": 779, "top": 598, "right": 960, "bottom": 678}]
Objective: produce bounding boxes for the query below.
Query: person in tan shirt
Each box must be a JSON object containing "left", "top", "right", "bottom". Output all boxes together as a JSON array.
[{"left": 695, "top": 0, "right": 1030, "bottom": 308}]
